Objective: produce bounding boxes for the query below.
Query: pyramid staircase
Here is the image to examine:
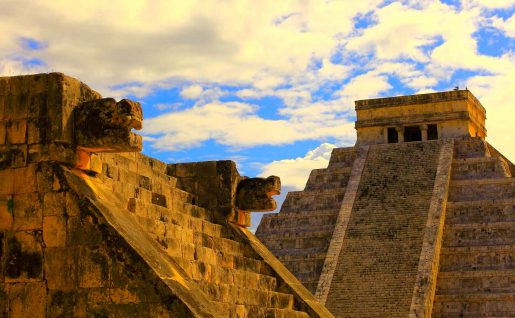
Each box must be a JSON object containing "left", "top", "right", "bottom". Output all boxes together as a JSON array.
[
  {"left": 432, "top": 139, "right": 515, "bottom": 317},
  {"left": 94, "top": 152, "right": 325, "bottom": 317},
  {"left": 256, "top": 148, "right": 356, "bottom": 293}
]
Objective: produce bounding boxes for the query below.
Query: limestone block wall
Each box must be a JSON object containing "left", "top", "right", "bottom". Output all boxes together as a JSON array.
[
  {"left": 92, "top": 151, "right": 332, "bottom": 318},
  {"left": 0, "top": 74, "right": 193, "bottom": 317},
  {"left": 0, "top": 161, "right": 194, "bottom": 317},
  {"left": 0, "top": 73, "right": 334, "bottom": 318}
]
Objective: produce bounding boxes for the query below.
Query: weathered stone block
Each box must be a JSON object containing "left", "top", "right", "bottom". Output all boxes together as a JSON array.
[
  {"left": 44, "top": 247, "right": 78, "bottom": 290},
  {"left": 9, "top": 76, "right": 30, "bottom": 95},
  {"left": 78, "top": 247, "right": 110, "bottom": 288},
  {"left": 6, "top": 119, "right": 27, "bottom": 144},
  {"left": 35, "top": 162, "right": 53, "bottom": 191},
  {"left": 27, "top": 118, "right": 44, "bottom": 144},
  {"left": 0, "top": 284, "right": 7, "bottom": 317},
  {"left": 67, "top": 216, "right": 103, "bottom": 246},
  {"left": 43, "top": 215, "right": 67, "bottom": 247},
  {"left": 0, "top": 170, "right": 14, "bottom": 195},
  {"left": 13, "top": 192, "right": 42, "bottom": 231},
  {"left": 5, "top": 94, "right": 28, "bottom": 120},
  {"left": 13, "top": 165, "right": 36, "bottom": 194},
  {"left": 2, "top": 145, "right": 28, "bottom": 168},
  {"left": 4, "top": 231, "right": 43, "bottom": 282},
  {"left": 86, "top": 288, "right": 109, "bottom": 307},
  {"left": 27, "top": 92, "right": 47, "bottom": 119},
  {"left": 0, "top": 195, "right": 13, "bottom": 230},
  {"left": 65, "top": 192, "right": 81, "bottom": 217},
  {"left": 47, "top": 289, "right": 87, "bottom": 317},
  {"left": 0, "top": 77, "right": 9, "bottom": 95},
  {"left": 0, "top": 96, "right": 5, "bottom": 121},
  {"left": 8, "top": 282, "right": 46, "bottom": 317},
  {"left": 0, "top": 121, "right": 5, "bottom": 145},
  {"left": 43, "top": 192, "right": 65, "bottom": 216}
]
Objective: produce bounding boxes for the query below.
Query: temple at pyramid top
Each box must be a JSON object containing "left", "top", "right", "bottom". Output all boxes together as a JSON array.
[{"left": 354, "top": 89, "right": 487, "bottom": 145}]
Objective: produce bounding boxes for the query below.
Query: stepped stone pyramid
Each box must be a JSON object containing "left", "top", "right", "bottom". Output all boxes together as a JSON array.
[
  {"left": 0, "top": 73, "right": 333, "bottom": 317},
  {"left": 256, "top": 90, "right": 515, "bottom": 317}
]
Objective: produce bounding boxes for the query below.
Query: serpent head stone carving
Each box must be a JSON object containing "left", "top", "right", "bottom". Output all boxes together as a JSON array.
[
  {"left": 235, "top": 176, "right": 281, "bottom": 212},
  {"left": 74, "top": 98, "right": 143, "bottom": 152}
]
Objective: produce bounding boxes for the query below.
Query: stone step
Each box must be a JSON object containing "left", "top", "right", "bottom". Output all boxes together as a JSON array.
[
  {"left": 170, "top": 257, "right": 277, "bottom": 291},
  {"left": 305, "top": 167, "right": 352, "bottom": 190},
  {"left": 260, "top": 232, "right": 332, "bottom": 252},
  {"left": 196, "top": 282, "right": 293, "bottom": 309},
  {"left": 191, "top": 245, "right": 273, "bottom": 276},
  {"left": 269, "top": 206, "right": 340, "bottom": 217},
  {"left": 443, "top": 222, "right": 515, "bottom": 247},
  {"left": 449, "top": 178, "right": 515, "bottom": 202},
  {"left": 281, "top": 187, "right": 346, "bottom": 212},
  {"left": 451, "top": 157, "right": 511, "bottom": 180},
  {"left": 327, "top": 147, "right": 356, "bottom": 168},
  {"left": 257, "top": 211, "right": 338, "bottom": 233},
  {"left": 446, "top": 199, "right": 514, "bottom": 224},
  {"left": 166, "top": 201, "right": 213, "bottom": 221},
  {"left": 436, "top": 269, "right": 515, "bottom": 294},
  {"left": 439, "top": 245, "right": 515, "bottom": 271},
  {"left": 281, "top": 257, "right": 325, "bottom": 275},
  {"left": 163, "top": 239, "right": 273, "bottom": 277},
  {"left": 266, "top": 241, "right": 331, "bottom": 257},
  {"left": 276, "top": 252, "right": 327, "bottom": 262},
  {"left": 211, "top": 302, "right": 310, "bottom": 318},
  {"left": 131, "top": 201, "right": 227, "bottom": 238},
  {"left": 262, "top": 308, "right": 310, "bottom": 318},
  {"left": 256, "top": 225, "right": 335, "bottom": 238},
  {"left": 135, "top": 214, "right": 259, "bottom": 261},
  {"left": 432, "top": 293, "right": 515, "bottom": 318},
  {"left": 453, "top": 138, "right": 490, "bottom": 159}
]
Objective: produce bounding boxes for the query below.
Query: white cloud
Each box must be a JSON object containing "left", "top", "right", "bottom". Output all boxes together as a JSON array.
[
  {"left": 465, "top": 0, "right": 515, "bottom": 9},
  {"left": 0, "top": 0, "right": 379, "bottom": 95},
  {"left": 492, "top": 14, "right": 515, "bottom": 37},
  {"left": 259, "top": 143, "right": 336, "bottom": 190},
  {"left": 1, "top": 0, "right": 514, "bottom": 162},
  {"left": 180, "top": 85, "right": 204, "bottom": 99},
  {"left": 466, "top": 69, "right": 515, "bottom": 161},
  {"left": 338, "top": 71, "right": 392, "bottom": 100},
  {"left": 142, "top": 101, "right": 355, "bottom": 150}
]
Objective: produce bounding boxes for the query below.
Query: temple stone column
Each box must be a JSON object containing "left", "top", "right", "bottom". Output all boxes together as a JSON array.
[
  {"left": 396, "top": 126, "right": 404, "bottom": 143},
  {"left": 421, "top": 124, "right": 428, "bottom": 141}
]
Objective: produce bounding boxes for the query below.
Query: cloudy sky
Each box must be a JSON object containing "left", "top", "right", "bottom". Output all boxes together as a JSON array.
[{"left": 2, "top": 0, "right": 514, "bottom": 230}]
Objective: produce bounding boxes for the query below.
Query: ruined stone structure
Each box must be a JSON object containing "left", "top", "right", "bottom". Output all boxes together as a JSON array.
[
  {"left": 257, "top": 90, "right": 515, "bottom": 317},
  {"left": 0, "top": 73, "right": 333, "bottom": 317}
]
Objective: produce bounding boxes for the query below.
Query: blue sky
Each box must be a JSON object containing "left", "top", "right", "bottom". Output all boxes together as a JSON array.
[{"left": 1, "top": 0, "right": 514, "bottom": 230}]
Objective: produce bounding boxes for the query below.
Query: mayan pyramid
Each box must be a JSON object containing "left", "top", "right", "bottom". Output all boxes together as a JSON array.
[
  {"left": 256, "top": 90, "right": 515, "bottom": 317},
  {"left": 0, "top": 73, "right": 334, "bottom": 317}
]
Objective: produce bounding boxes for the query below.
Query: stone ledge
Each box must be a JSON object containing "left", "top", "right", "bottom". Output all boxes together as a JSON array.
[
  {"left": 440, "top": 245, "right": 515, "bottom": 253},
  {"left": 446, "top": 198, "right": 515, "bottom": 207},
  {"left": 434, "top": 292, "right": 515, "bottom": 302},
  {"left": 444, "top": 221, "right": 514, "bottom": 230},
  {"left": 450, "top": 177, "right": 515, "bottom": 186},
  {"left": 437, "top": 269, "right": 515, "bottom": 278},
  {"left": 355, "top": 90, "right": 486, "bottom": 115}
]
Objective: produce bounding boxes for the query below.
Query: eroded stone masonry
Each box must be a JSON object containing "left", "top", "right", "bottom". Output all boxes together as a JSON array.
[
  {"left": 257, "top": 90, "right": 515, "bottom": 317},
  {"left": 0, "top": 73, "right": 332, "bottom": 318}
]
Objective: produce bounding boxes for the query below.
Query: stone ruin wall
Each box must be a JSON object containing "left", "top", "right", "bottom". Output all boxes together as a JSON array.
[
  {"left": 0, "top": 74, "right": 193, "bottom": 316},
  {"left": 0, "top": 73, "right": 334, "bottom": 318}
]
